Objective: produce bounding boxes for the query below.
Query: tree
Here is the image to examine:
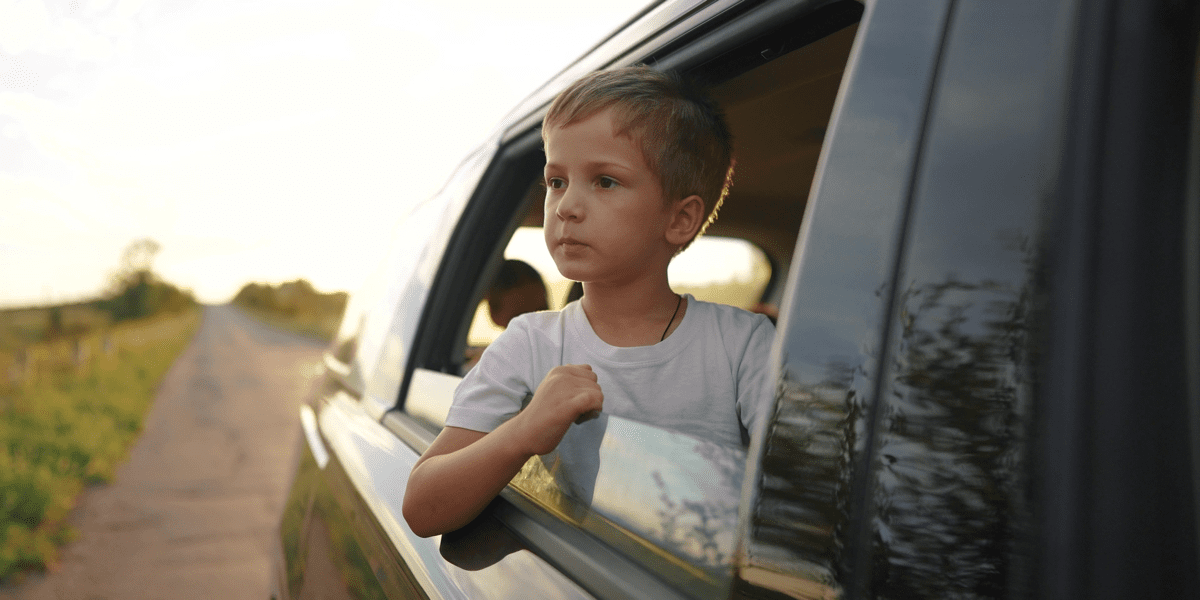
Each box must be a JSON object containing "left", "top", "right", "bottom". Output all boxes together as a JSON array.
[{"left": 102, "top": 238, "right": 193, "bottom": 321}]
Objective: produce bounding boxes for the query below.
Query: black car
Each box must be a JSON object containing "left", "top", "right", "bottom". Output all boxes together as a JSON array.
[{"left": 271, "top": 0, "right": 1200, "bottom": 598}]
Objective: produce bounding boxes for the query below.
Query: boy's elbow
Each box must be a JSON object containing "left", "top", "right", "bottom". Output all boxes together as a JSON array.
[
  {"left": 402, "top": 498, "right": 423, "bottom": 537},
  {"left": 404, "top": 508, "right": 438, "bottom": 539},
  {"left": 404, "top": 502, "right": 461, "bottom": 538},
  {"left": 403, "top": 479, "right": 440, "bottom": 538}
]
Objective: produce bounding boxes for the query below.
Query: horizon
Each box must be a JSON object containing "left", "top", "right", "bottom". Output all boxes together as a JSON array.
[{"left": 1, "top": 0, "right": 652, "bottom": 308}]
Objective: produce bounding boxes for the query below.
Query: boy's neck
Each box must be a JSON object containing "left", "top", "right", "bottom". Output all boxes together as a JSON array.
[{"left": 579, "top": 276, "right": 686, "bottom": 347}]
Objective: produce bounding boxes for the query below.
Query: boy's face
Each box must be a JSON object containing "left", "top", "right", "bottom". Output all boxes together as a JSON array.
[{"left": 543, "top": 109, "right": 676, "bottom": 286}]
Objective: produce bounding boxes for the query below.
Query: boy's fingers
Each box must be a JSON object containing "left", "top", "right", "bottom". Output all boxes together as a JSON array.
[
  {"left": 569, "top": 387, "right": 603, "bottom": 425},
  {"left": 553, "top": 364, "right": 597, "bottom": 382},
  {"left": 574, "top": 409, "right": 601, "bottom": 425}
]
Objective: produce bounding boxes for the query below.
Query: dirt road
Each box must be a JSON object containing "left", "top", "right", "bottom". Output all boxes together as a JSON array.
[{"left": 2, "top": 305, "right": 326, "bottom": 600}]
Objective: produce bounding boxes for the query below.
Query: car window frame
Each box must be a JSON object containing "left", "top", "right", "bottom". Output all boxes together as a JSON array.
[{"left": 384, "top": 2, "right": 870, "bottom": 598}]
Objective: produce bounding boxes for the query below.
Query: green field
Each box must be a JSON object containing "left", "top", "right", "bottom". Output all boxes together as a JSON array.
[
  {"left": 0, "top": 310, "right": 200, "bottom": 581},
  {"left": 0, "top": 303, "right": 115, "bottom": 354}
]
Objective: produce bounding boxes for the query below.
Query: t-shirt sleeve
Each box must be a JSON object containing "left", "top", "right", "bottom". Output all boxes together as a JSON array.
[
  {"left": 735, "top": 315, "right": 777, "bottom": 443},
  {"left": 444, "top": 320, "right": 537, "bottom": 433}
]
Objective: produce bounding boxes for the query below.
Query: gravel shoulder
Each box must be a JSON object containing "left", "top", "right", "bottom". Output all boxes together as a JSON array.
[{"left": 1, "top": 305, "right": 325, "bottom": 600}]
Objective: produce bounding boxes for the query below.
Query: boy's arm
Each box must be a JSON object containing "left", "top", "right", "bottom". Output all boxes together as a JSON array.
[
  {"left": 402, "top": 424, "right": 529, "bottom": 538},
  {"left": 402, "top": 364, "right": 602, "bottom": 538}
]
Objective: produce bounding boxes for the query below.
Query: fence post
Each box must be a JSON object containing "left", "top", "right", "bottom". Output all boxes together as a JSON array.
[
  {"left": 7, "top": 348, "right": 29, "bottom": 386},
  {"left": 73, "top": 337, "right": 90, "bottom": 374}
]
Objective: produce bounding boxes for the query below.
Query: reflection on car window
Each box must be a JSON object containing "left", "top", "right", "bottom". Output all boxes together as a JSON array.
[{"left": 508, "top": 413, "right": 746, "bottom": 597}]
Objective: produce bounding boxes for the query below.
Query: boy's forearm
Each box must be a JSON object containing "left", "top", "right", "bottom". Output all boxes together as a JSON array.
[
  {"left": 405, "top": 365, "right": 601, "bottom": 537},
  {"left": 404, "top": 419, "right": 535, "bottom": 537}
]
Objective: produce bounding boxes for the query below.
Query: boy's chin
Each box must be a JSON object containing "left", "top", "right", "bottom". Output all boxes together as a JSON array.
[{"left": 550, "top": 260, "right": 586, "bottom": 283}]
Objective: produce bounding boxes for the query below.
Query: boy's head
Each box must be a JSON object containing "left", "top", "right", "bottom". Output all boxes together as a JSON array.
[{"left": 542, "top": 65, "right": 734, "bottom": 248}]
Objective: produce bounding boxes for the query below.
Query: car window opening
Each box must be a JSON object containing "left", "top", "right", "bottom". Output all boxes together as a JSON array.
[
  {"left": 398, "top": 14, "right": 862, "bottom": 590},
  {"left": 454, "top": 22, "right": 859, "bottom": 375}
]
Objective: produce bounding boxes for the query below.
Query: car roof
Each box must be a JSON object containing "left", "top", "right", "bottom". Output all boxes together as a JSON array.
[{"left": 495, "top": 0, "right": 725, "bottom": 142}]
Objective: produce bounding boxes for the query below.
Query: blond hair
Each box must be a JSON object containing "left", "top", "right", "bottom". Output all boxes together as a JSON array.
[{"left": 542, "top": 66, "right": 734, "bottom": 246}]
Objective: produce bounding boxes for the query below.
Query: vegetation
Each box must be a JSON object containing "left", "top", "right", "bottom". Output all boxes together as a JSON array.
[
  {"left": 0, "top": 303, "right": 112, "bottom": 353},
  {"left": 0, "top": 310, "right": 199, "bottom": 581},
  {"left": 0, "top": 237, "right": 200, "bottom": 581},
  {"left": 98, "top": 239, "right": 195, "bottom": 322},
  {"left": 231, "top": 279, "right": 348, "bottom": 342}
]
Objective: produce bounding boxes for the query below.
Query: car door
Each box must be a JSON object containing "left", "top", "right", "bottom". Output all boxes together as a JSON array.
[{"left": 734, "top": 0, "right": 1200, "bottom": 599}]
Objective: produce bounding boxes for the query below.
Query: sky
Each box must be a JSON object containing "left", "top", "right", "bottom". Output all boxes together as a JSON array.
[{"left": 0, "top": 0, "right": 652, "bottom": 306}]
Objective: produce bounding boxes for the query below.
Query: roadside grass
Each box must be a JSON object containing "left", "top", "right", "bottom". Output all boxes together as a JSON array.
[{"left": 0, "top": 310, "right": 200, "bottom": 581}]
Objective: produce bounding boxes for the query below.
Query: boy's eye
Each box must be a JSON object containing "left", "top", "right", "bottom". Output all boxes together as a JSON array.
[
  {"left": 597, "top": 176, "right": 619, "bottom": 189},
  {"left": 546, "top": 177, "right": 566, "bottom": 190}
]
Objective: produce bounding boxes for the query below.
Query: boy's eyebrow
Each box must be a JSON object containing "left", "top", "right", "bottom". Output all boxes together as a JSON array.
[{"left": 544, "top": 160, "right": 635, "bottom": 173}]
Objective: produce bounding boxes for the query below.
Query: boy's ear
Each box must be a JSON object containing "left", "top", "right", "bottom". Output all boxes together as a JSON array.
[{"left": 665, "top": 194, "right": 705, "bottom": 247}]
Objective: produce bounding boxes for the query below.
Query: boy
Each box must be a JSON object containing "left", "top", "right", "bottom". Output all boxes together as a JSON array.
[{"left": 403, "top": 66, "right": 774, "bottom": 538}]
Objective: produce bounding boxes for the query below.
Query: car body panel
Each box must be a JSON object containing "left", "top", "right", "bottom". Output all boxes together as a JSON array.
[
  {"left": 279, "top": 386, "right": 596, "bottom": 600},
  {"left": 1034, "top": 0, "right": 1200, "bottom": 596},
  {"left": 395, "top": 366, "right": 751, "bottom": 599},
  {"left": 278, "top": 389, "right": 425, "bottom": 600}
]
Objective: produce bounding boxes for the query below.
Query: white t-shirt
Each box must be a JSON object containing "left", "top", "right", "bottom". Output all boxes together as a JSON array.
[{"left": 445, "top": 294, "right": 775, "bottom": 449}]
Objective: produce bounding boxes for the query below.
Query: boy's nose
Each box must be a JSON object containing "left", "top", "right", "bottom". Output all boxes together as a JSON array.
[{"left": 555, "top": 188, "right": 584, "bottom": 221}]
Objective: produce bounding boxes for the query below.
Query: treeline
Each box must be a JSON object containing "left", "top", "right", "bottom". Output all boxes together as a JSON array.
[
  {"left": 231, "top": 279, "right": 347, "bottom": 341},
  {"left": 99, "top": 238, "right": 195, "bottom": 323},
  {"left": 99, "top": 269, "right": 194, "bottom": 323},
  {"left": 0, "top": 239, "right": 195, "bottom": 351}
]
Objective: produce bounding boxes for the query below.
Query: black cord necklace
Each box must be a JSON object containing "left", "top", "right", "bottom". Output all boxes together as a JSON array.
[{"left": 660, "top": 294, "right": 682, "bottom": 341}]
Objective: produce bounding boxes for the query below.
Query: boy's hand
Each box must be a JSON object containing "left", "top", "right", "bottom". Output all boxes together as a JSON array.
[{"left": 516, "top": 364, "right": 603, "bottom": 456}]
